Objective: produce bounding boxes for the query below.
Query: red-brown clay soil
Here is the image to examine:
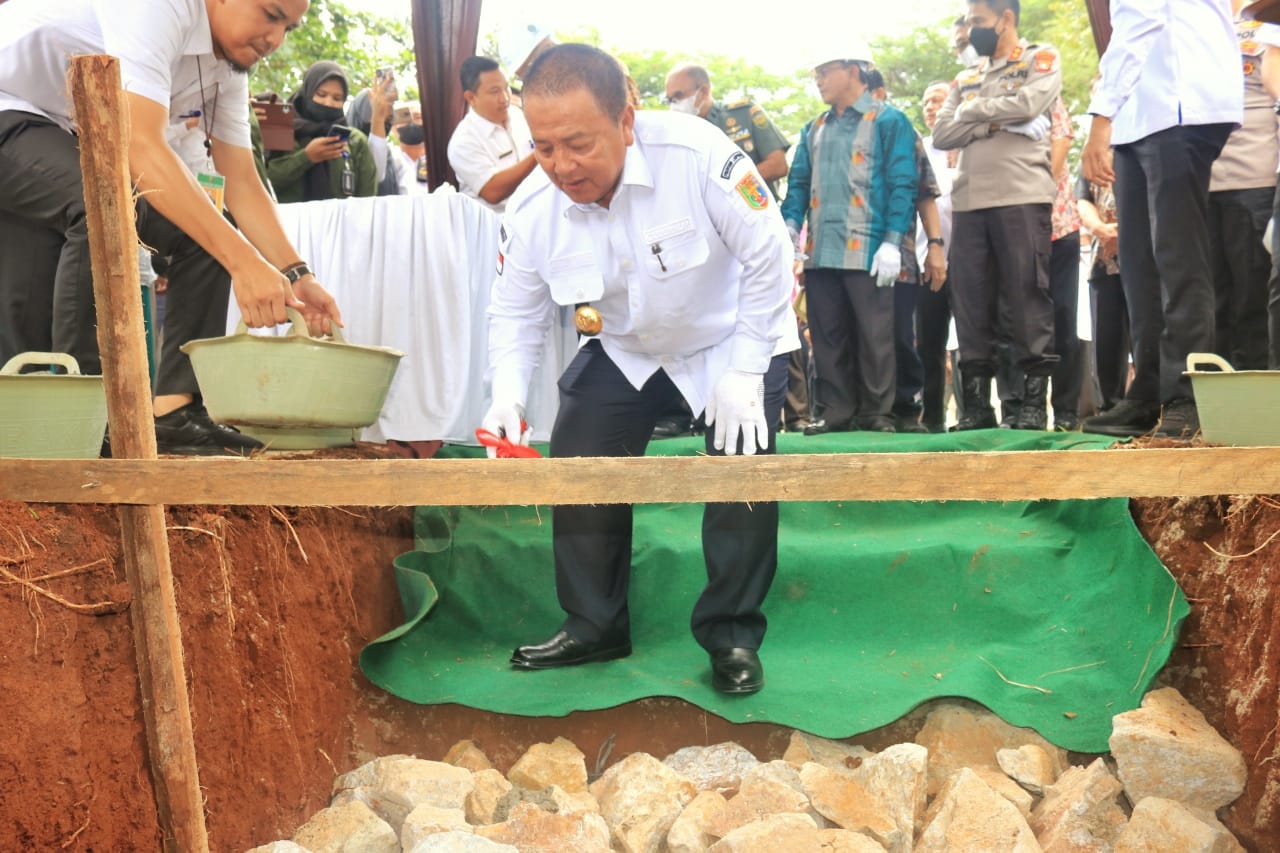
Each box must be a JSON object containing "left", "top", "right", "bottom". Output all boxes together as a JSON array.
[{"left": 0, "top": 445, "right": 1277, "bottom": 851}]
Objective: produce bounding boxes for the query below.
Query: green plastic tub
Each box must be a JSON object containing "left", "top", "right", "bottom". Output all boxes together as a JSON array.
[
  {"left": 1185, "top": 353, "right": 1280, "bottom": 446},
  {"left": 182, "top": 308, "right": 403, "bottom": 429},
  {"left": 0, "top": 352, "right": 107, "bottom": 458}
]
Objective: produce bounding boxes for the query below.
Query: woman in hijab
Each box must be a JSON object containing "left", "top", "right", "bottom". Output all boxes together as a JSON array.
[{"left": 266, "top": 61, "right": 377, "bottom": 203}]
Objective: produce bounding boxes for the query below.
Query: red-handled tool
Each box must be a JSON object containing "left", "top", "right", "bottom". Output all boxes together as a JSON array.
[{"left": 475, "top": 421, "right": 542, "bottom": 458}]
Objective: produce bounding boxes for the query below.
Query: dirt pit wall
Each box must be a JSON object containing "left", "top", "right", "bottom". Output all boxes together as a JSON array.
[{"left": 0, "top": 491, "right": 1275, "bottom": 851}]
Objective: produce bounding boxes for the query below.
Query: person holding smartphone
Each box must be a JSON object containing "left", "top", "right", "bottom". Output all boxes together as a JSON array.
[{"left": 266, "top": 60, "right": 377, "bottom": 203}]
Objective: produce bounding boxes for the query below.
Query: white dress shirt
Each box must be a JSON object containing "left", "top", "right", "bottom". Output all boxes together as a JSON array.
[
  {"left": 0, "top": 0, "right": 250, "bottom": 149},
  {"left": 446, "top": 106, "right": 533, "bottom": 213},
  {"left": 916, "top": 136, "right": 954, "bottom": 268},
  {"left": 487, "top": 111, "right": 798, "bottom": 417},
  {"left": 394, "top": 147, "right": 429, "bottom": 195},
  {"left": 1088, "top": 0, "right": 1243, "bottom": 146}
]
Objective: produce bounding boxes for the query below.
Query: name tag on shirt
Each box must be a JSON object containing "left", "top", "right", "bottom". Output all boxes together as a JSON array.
[{"left": 197, "top": 170, "right": 225, "bottom": 213}]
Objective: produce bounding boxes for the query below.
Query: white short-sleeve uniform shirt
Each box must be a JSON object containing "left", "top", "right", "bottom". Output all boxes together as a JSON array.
[
  {"left": 0, "top": 0, "right": 250, "bottom": 149},
  {"left": 446, "top": 105, "right": 534, "bottom": 213}
]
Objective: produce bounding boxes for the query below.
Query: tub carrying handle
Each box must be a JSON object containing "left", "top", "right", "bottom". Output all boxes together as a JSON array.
[
  {"left": 1185, "top": 352, "right": 1234, "bottom": 374},
  {"left": 0, "top": 352, "right": 84, "bottom": 376},
  {"left": 235, "top": 306, "right": 347, "bottom": 344}
]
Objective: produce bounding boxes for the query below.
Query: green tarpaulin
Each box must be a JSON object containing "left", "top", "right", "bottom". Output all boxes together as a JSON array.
[{"left": 361, "top": 430, "right": 1186, "bottom": 752}]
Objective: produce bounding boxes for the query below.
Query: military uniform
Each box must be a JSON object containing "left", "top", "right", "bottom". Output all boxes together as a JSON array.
[
  {"left": 932, "top": 39, "right": 1062, "bottom": 385},
  {"left": 706, "top": 99, "right": 790, "bottom": 197}
]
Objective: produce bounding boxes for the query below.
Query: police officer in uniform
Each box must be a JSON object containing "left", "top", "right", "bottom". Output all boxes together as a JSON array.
[
  {"left": 482, "top": 44, "right": 798, "bottom": 695},
  {"left": 664, "top": 63, "right": 790, "bottom": 198},
  {"left": 932, "top": 0, "right": 1061, "bottom": 430}
]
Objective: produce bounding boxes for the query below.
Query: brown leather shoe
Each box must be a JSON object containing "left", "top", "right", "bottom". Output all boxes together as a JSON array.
[
  {"left": 510, "top": 630, "right": 631, "bottom": 670},
  {"left": 710, "top": 647, "right": 764, "bottom": 694}
]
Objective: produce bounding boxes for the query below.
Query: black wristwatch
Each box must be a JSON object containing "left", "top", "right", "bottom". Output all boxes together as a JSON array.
[
  {"left": 927, "top": 237, "right": 945, "bottom": 248},
  {"left": 282, "top": 262, "right": 312, "bottom": 284}
]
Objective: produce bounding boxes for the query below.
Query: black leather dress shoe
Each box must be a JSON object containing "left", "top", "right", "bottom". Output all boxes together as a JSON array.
[
  {"left": 803, "top": 418, "right": 850, "bottom": 436},
  {"left": 510, "top": 630, "right": 631, "bottom": 670},
  {"left": 710, "top": 647, "right": 764, "bottom": 694},
  {"left": 154, "top": 403, "right": 263, "bottom": 456}
]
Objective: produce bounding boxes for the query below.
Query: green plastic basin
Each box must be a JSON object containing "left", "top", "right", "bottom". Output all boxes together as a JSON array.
[
  {"left": 182, "top": 308, "right": 404, "bottom": 429},
  {"left": 0, "top": 352, "right": 107, "bottom": 458},
  {"left": 1185, "top": 353, "right": 1280, "bottom": 446}
]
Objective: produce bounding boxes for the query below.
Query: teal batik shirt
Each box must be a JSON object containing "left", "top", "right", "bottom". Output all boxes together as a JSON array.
[{"left": 780, "top": 91, "right": 918, "bottom": 271}]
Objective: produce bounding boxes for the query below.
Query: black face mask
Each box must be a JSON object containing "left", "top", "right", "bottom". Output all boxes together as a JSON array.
[
  {"left": 970, "top": 25, "right": 1000, "bottom": 58},
  {"left": 308, "top": 103, "right": 347, "bottom": 124}
]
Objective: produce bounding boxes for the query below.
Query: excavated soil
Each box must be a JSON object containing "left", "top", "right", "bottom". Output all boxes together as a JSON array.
[{"left": 0, "top": 443, "right": 1277, "bottom": 851}]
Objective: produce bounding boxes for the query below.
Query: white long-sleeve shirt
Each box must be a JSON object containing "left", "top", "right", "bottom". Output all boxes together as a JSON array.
[
  {"left": 487, "top": 111, "right": 798, "bottom": 416},
  {"left": 1088, "top": 0, "right": 1243, "bottom": 146}
]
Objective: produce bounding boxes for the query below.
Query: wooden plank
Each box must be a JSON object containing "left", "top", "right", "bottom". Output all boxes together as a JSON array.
[
  {"left": 2, "top": 446, "right": 1278, "bottom": 506},
  {"left": 70, "top": 55, "right": 209, "bottom": 853}
]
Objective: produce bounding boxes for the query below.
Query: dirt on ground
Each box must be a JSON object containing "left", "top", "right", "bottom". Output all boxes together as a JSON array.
[{"left": 0, "top": 444, "right": 1277, "bottom": 851}]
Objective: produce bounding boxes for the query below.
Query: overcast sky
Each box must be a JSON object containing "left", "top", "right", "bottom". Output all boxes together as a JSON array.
[{"left": 349, "top": 0, "right": 963, "bottom": 73}]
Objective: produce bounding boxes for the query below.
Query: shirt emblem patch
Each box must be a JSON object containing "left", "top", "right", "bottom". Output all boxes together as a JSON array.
[
  {"left": 496, "top": 251, "right": 505, "bottom": 275},
  {"left": 1034, "top": 50, "right": 1056, "bottom": 73},
  {"left": 735, "top": 172, "right": 769, "bottom": 210}
]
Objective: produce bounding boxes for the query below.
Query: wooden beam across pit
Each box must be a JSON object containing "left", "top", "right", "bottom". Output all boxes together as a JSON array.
[{"left": 2, "top": 446, "right": 1279, "bottom": 506}]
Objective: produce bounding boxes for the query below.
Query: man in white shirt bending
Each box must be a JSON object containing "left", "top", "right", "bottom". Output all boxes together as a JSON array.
[{"left": 446, "top": 56, "right": 536, "bottom": 213}]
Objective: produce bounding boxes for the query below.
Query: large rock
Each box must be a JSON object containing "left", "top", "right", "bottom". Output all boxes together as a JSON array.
[
  {"left": 547, "top": 784, "right": 601, "bottom": 815},
  {"left": 798, "top": 761, "right": 899, "bottom": 848},
  {"left": 475, "top": 801, "right": 611, "bottom": 853},
  {"left": 715, "top": 770, "right": 818, "bottom": 837},
  {"left": 849, "top": 742, "right": 929, "bottom": 847},
  {"left": 998, "top": 744, "right": 1064, "bottom": 795},
  {"left": 971, "top": 766, "right": 1036, "bottom": 819},
  {"left": 406, "top": 831, "right": 519, "bottom": 853},
  {"left": 465, "top": 769, "right": 513, "bottom": 826},
  {"left": 589, "top": 752, "right": 697, "bottom": 853},
  {"left": 332, "top": 756, "right": 475, "bottom": 832},
  {"left": 917, "top": 768, "right": 1042, "bottom": 852},
  {"left": 507, "top": 737, "right": 589, "bottom": 794},
  {"left": 1115, "top": 797, "right": 1243, "bottom": 853},
  {"left": 663, "top": 742, "right": 761, "bottom": 796},
  {"left": 1109, "top": 687, "right": 1246, "bottom": 812},
  {"left": 782, "top": 731, "right": 873, "bottom": 774},
  {"left": 666, "top": 790, "right": 729, "bottom": 853},
  {"left": 443, "top": 740, "right": 494, "bottom": 773},
  {"left": 245, "top": 843, "right": 314, "bottom": 853},
  {"left": 915, "top": 700, "right": 1067, "bottom": 796},
  {"left": 400, "top": 805, "right": 471, "bottom": 850},
  {"left": 1029, "top": 758, "right": 1127, "bottom": 852},
  {"left": 292, "top": 799, "right": 399, "bottom": 853},
  {"left": 707, "top": 813, "right": 818, "bottom": 852}
]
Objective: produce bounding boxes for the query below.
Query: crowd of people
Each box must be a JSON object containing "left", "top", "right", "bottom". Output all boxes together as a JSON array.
[{"left": 0, "top": 0, "right": 1274, "bottom": 691}]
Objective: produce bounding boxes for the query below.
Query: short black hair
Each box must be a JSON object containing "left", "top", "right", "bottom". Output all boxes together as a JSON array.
[
  {"left": 522, "top": 43, "right": 628, "bottom": 122},
  {"left": 968, "top": 0, "right": 1020, "bottom": 23},
  {"left": 954, "top": 14, "right": 967, "bottom": 26},
  {"left": 865, "top": 68, "right": 885, "bottom": 92},
  {"left": 460, "top": 55, "right": 500, "bottom": 93}
]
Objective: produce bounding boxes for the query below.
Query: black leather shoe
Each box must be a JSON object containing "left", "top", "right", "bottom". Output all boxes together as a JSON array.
[
  {"left": 803, "top": 418, "right": 850, "bottom": 436},
  {"left": 651, "top": 416, "right": 694, "bottom": 439},
  {"left": 858, "top": 414, "right": 897, "bottom": 433},
  {"left": 510, "top": 630, "right": 631, "bottom": 670},
  {"left": 710, "top": 647, "right": 764, "bottom": 694},
  {"left": 1082, "top": 399, "right": 1160, "bottom": 437},
  {"left": 154, "top": 403, "right": 264, "bottom": 456}
]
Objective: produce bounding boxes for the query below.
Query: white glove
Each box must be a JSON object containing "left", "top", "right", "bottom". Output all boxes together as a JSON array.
[
  {"left": 1005, "top": 115, "right": 1050, "bottom": 142},
  {"left": 480, "top": 400, "right": 530, "bottom": 459},
  {"left": 869, "top": 241, "right": 902, "bottom": 288},
  {"left": 705, "top": 369, "right": 768, "bottom": 456}
]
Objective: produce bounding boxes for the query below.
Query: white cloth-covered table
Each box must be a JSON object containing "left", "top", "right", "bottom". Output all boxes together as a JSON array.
[{"left": 226, "top": 188, "right": 575, "bottom": 444}]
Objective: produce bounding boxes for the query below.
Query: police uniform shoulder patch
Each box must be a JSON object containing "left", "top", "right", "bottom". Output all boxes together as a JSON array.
[
  {"left": 1009, "top": 45, "right": 1024, "bottom": 61},
  {"left": 735, "top": 172, "right": 769, "bottom": 210},
  {"left": 1034, "top": 50, "right": 1056, "bottom": 73},
  {"left": 727, "top": 98, "right": 751, "bottom": 110}
]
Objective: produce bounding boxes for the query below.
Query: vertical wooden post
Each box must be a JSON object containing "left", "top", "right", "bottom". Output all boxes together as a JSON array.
[{"left": 69, "top": 56, "right": 210, "bottom": 853}]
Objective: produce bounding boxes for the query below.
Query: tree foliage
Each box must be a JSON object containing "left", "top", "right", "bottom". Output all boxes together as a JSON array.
[{"left": 249, "top": 0, "right": 416, "bottom": 100}]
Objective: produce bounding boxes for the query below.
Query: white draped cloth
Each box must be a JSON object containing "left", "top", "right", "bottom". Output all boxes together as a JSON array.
[{"left": 226, "top": 188, "right": 575, "bottom": 444}]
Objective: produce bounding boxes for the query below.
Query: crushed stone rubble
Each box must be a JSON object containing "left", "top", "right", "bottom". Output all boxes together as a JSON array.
[{"left": 246, "top": 689, "right": 1247, "bottom": 853}]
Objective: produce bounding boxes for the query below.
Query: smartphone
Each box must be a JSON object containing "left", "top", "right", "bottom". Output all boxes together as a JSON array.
[
  {"left": 258, "top": 101, "right": 296, "bottom": 151},
  {"left": 375, "top": 67, "right": 398, "bottom": 98},
  {"left": 328, "top": 123, "right": 352, "bottom": 142}
]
